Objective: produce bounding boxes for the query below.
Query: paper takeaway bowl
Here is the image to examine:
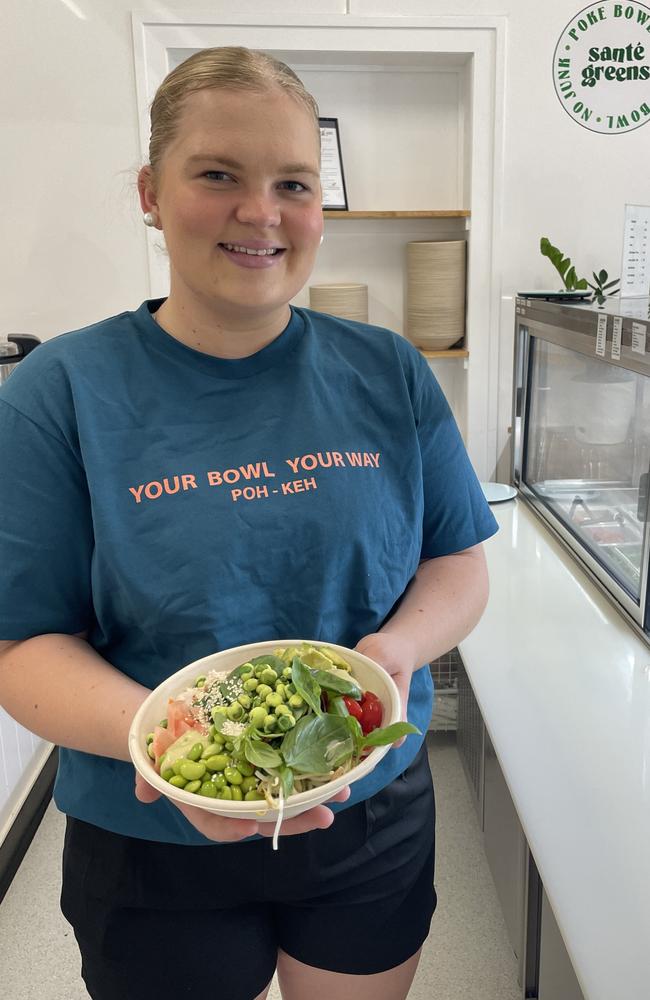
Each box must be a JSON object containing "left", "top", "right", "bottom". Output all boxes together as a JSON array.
[{"left": 128, "top": 640, "right": 401, "bottom": 823}]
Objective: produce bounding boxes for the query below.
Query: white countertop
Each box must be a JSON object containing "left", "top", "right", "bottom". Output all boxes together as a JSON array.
[{"left": 459, "top": 499, "right": 650, "bottom": 1000}]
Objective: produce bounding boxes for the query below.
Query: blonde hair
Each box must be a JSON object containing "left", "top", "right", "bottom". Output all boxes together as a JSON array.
[{"left": 148, "top": 46, "right": 320, "bottom": 176}]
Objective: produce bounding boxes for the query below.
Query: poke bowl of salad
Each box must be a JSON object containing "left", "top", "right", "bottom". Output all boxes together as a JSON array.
[{"left": 129, "top": 640, "right": 418, "bottom": 823}]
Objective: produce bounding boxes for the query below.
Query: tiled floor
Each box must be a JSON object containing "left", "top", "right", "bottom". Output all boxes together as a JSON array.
[{"left": 0, "top": 735, "right": 522, "bottom": 999}]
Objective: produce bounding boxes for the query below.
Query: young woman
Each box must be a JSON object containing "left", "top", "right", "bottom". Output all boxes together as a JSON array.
[{"left": 0, "top": 47, "right": 497, "bottom": 1000}]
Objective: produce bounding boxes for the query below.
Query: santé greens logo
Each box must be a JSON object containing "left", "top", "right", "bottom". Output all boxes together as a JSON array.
[{"left": 553, "top": 2, "right": 650, "bottom": 132}]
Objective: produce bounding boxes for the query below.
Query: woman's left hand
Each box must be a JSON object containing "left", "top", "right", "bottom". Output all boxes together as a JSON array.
[{"left": 354, "top": 631, "right": 417, "bottom": 746}]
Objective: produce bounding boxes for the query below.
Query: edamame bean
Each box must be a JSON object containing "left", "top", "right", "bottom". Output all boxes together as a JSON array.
[
  {"left": 224, "top": 741, "right": 235, "bottom": 752},
  {"left": 288, "top": 694, "right": 304, "bottom": 710},
  {"left": 249, "top": 706, "right": 267, "bottom": 728},
  {"left": 147, "top": 744, "right": 156, "bottom": 760},
  {"left": 169, "top": 775, "right": 188, "bottom": 788},
  {"left": 199, "top": 782, "right": 218, "bottom": 797},
  {"left": 224, "top": 766, "right": 244, "bottom": 785},
  {"left": 256, "top": 684, "right": 272, "bottom": 700},
  {"left": 187, "top": 742, "right": 204, "bottom": 762},
  {"left": 195, "top": 675, "right": 207, "bottom": 687},
  {"left": 218, "top": 786, "right": 233, "bottom": 800},
  {"left": 205, "top": 754, "right": 229, "bottom": 772},
  {"left": 241, "top": 777, "right": 257, "bottom": 793},
  {"left": 243, "top": 678, "right": 259, "bottom": 692},
  {"left": 274, "top": 703, "right": 290, "bottom": 716},
  {"left": 263, "top": 714, "right": 278, "bottom": 733},
  {"left": 173, "top": 757, "right": 189, "bottom": 776},
  {"left": 184, "top": 779, "right": 202, "bottom": 794},
  {"left": 260, "top": 668, "right": 278, "bottom": 686},
  {"left": 237, "top": 693, "right": 252, "bottom": 710},
  {"left": 145, "top": 732, "right": 155, "bottom": 745},
  {"left": 178, "top": 760, "right": 206, "bottom": 782},
  {"left": 230, "top": 786, "right": 243, "bottom": 801},
  {"left": 265, "top": 692, "right": 283, "bottom": 708},
  {"left": 236, "top": 760, "right": 255, "bottom": 777},
  {"left": 161, "top": 767, "right": 175, "bottom": 782},
  {"left": 227, "top": 702, "right": 244, "bottom": 721},
  {"left": 212, "top": 774, "right": 227, "bottom": 789},
  {"left": 244, "top": 790, "right": 265, "bottom": 801},
  {"left": 200, "top": 743, "right": 220, "bottom": 759}
]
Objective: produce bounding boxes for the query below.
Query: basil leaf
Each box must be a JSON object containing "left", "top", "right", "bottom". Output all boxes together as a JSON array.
[
  {"left": 249, "top": 654, "right": 287, "bottom": 673},
  {"left": 280, "top": 714, "right": 353, "bottom": 774},
  {"left": 291, "top": 656, "right": 323, "bottom": 716},
  {"left": 243, "top": 736, "right": 283, "bottom": 769},
  {"left": 310, "top": 669, "right": 361, "bottom": 699},
  {"left": 362, "top": 722, "right": 420, "bottom": 747},
  {"left": 279, "top": 765, "right": 294, "bottom": 799},
  {"left": 211, "top": 713, "right": 227, "bottom": 733},
  {"left": 218, "top": 659, "right": 255, "bottom": 700},
  {"left": 343, "top": 714, "right": 365, "bottom": 758},
  {"left": 327, "top": 695, "right": 350, "bottom": 718}
]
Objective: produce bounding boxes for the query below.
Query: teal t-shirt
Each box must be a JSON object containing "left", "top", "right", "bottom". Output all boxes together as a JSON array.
[{"left": 0, "top": 300, "right": 497, "bottom": 843}]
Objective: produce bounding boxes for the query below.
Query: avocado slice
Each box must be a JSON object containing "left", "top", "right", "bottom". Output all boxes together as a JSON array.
[
  {"left": 276, "top": 646, "right": 302, "bottom": 664},
  {"left": 298, "top": 646, "right": 338, "bottom": 671},
  {"left": 276, "top": 643, "right": 352, "bottom": 671},
  {"left": 157, "top": 729, "right": 204, "bottom": 771},
  {"left": 318, "top": 646, "right": 352, "bottom": 671}
]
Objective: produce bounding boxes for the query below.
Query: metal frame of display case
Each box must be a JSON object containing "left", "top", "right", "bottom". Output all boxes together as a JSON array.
[{"left": 511, "top": 296, "right": 650, "bottom": 642}]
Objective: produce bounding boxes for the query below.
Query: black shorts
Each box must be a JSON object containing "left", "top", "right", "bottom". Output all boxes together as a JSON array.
[{"left": 61, "top": 743, "right": 436, "bottom": 1000}]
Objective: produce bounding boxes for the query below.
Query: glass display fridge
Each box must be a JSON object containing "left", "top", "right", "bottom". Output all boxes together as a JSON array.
[{"left": 512, "top": 294, "right": 650, "bottom": 640}]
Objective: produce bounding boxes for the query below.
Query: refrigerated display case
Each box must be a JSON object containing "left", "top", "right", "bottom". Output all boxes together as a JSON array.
[{"left": 512, "top": 295, "right": 650, "bottom": 640}]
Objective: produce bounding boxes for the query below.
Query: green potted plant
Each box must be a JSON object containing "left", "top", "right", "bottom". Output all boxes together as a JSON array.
[{"left": 540, "top": 237, "right": 620, "bottom": 306}]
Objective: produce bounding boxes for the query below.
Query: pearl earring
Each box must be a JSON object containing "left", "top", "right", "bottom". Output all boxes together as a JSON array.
[{"left": 143, "top": 212, "right": 156, "bottom": 227}]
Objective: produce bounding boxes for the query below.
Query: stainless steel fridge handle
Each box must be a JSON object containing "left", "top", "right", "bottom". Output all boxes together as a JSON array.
[
  {"left": 637, "top": 473, "right": 649, "bottom": 523},
  {"left": 512, "top": 324, "right": 530, "bottom": 487}
]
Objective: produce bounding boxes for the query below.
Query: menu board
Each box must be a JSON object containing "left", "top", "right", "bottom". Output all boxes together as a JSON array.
[{"left": 620, "top": 204, "right": 650, "bottom": 298}]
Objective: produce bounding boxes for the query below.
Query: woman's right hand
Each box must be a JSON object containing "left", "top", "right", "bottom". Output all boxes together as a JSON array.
[{"left": 134, "top": 771, "right": 350, "bottom": 843}]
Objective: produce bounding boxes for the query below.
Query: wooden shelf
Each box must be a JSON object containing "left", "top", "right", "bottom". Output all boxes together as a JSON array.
[
  {"left": 322, "top": 210, "right": 470, "bottom": 219},
  {"left": 419, "top": 348, "right": 469, "bottom": 359},
  {"left": 319, "top": 210, "right": 469, "bottom": 359}
]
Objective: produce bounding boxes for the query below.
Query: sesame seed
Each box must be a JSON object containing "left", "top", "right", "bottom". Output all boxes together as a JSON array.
[{"left": 221, "top": 720, "right": 246, "bottom": 737}]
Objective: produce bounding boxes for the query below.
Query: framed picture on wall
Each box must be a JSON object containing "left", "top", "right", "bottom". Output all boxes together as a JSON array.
[{"left": 319, "top": 117, "right": 348, "bottom": 211}]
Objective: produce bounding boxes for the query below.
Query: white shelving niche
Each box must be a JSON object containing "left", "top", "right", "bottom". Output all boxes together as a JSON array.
[
  {"left": 134, "top": 15, "right": 506, "bottom": 478},
  {"left": 288, "top": 50, "right": 472, "bottom": 438}
]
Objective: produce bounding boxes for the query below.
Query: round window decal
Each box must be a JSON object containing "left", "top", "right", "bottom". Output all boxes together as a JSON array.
[{"left": 553, "top": 2, "right": 650, "bottom": 133}]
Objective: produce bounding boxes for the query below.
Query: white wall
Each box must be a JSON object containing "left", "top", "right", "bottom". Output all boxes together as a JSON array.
[{"left": 0, "top": 707, "right": 50, "bottom": 841}]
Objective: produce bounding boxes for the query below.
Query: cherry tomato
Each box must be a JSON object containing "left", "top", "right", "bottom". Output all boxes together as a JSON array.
[
  {"left": 342, "top": 695, "right": 363, "bottom": 721},
  {"left": 359, "top": 691, "right": 383, "bottom": 735}
]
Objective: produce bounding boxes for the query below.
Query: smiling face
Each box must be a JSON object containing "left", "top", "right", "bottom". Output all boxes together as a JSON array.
[{"left": 140, "top": 86, "right": 323, "bottom": 326}]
